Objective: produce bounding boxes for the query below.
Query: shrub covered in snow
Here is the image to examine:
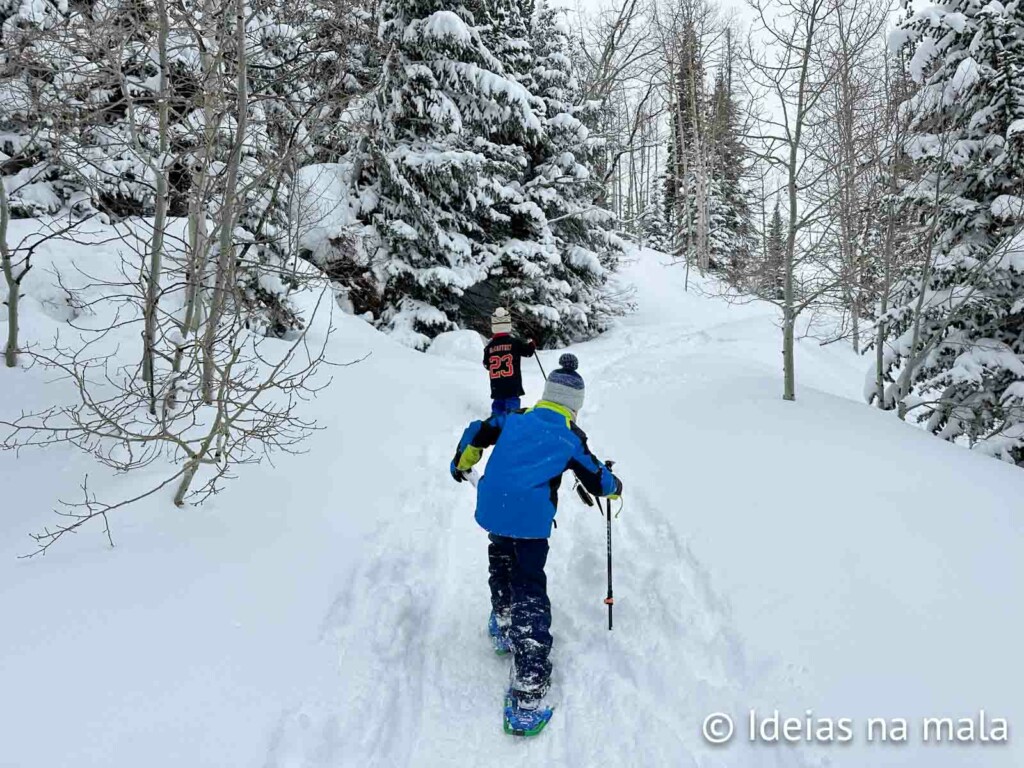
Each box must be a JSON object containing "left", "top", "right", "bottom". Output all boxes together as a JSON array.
[{"left": 426, "top": 328, "right": 485, "bottom": 363}]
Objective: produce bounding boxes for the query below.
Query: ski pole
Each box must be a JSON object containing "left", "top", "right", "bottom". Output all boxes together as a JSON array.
[
  {"left": 605, "top": 494, "right": 614, "bottom": 631},
  {"left": 535, "top": 351, "right": 547, "bottom": 380},
  {"left": 604, "top": 460, "right": 615, "bottom": 631}
]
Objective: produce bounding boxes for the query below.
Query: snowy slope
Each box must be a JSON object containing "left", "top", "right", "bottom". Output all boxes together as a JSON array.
[{"left": 1, "top": 243, "right": 1021, "bottom": 768}]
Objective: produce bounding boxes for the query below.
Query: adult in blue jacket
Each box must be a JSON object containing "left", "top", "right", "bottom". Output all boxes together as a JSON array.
[{"left": 450, "top": 353, "right": 621, "bottom": 733}]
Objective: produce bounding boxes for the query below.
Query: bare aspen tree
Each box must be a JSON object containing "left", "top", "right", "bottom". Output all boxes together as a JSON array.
[
  {"left": 2, "top": 163, "right": 85, "bottom": 369},
  {"left": 99, "top": 0, "right": 175, "bottom": 411},
  {"left": 2, "top": 289, "right": 341, "bottom": 554},
  {"left": 139, "top": 0, "right": 171, "bottom": 413},
  {"left": 893, "top": 168, "right": 946, "bottom": 416},
  {"left": 1, "top": 39, "right": 50, "bottom": 369},
  {"left": 809, "top": 0, "right": 890, "bottom": 352},
  {"left": 744, "top": 0, "right": 847, "bottom": 401},
  {"left": 871, "top": 49, "right": 917, "bottom": 408},
  {"left": 1, "top": 176, "right": 16, "bottom": 368},
  {"left": 685, "top": 22, "right": 710, "bottom": 271},
  {"left": 172, "top": 0, "right": 225, "bottom": 382},
  {"left": 873, "top": 118, "right": 902, "bottom": 405},
  {"left": 575, "top": 0, "right": 660, "bottom": 212},
  {"left": 200, "top": 0, "right": 249, "bottom": 405}
]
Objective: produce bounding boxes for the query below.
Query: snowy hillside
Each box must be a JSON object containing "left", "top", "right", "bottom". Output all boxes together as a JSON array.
[{"left": 2, "top": 245, "right": 1022, "bottom": 768}]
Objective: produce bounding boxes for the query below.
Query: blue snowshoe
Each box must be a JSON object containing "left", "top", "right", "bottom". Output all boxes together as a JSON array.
[
  {"left": 488, "top": 611, "right": 511, "bottom": 656},
  {"left": 503, "top": 691, "right": 553, "bottom": 737}
]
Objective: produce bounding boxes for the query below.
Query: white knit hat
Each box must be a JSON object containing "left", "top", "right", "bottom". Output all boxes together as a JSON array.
[{"left": 491, "top": 307, "right": 512, "bottom": 335}]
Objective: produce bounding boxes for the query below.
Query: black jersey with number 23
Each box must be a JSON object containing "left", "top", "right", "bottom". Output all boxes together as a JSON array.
[{"left": 483, "top": 335, "right": 536, "bottom": 399}]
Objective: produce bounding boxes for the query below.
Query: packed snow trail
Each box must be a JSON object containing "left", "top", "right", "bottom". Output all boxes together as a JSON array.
[
  {"left": 265, "top": 341, "right": 767, "bottom": 767},
  {"left": 2, "top": 244, "right": 1022, "bottom": 768}
]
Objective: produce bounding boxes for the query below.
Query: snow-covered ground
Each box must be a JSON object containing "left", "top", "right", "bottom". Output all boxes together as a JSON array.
[{"left": 2, "top": 241, "right": 1021, "bottom": 768}]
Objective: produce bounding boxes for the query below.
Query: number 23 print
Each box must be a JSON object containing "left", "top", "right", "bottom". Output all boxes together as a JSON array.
[{"left": 488, "top": 354, "right": 515, "bottom": 379}]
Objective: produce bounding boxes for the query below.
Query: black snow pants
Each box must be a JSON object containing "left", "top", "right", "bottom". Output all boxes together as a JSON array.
[{"left": 488, "top": 533, "right": 552, "bottom": 703}]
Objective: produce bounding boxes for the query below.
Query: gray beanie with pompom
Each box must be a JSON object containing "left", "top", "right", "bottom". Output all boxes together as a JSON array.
[{"left": 542, "top": 353, "right": 585, "bottom": 414}]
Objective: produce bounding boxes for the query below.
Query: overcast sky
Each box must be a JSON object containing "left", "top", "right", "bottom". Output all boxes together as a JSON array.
[{"left": 565, "top": 0, "right": 757, "bottom": 28}]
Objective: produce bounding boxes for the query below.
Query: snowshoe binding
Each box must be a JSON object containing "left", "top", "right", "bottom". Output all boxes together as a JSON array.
[
  {"left": 488, "top": 611, "right": 511, "bottom": 656},
  {"left": 503, "top": 691, "right": 553, "bottom": 737}
]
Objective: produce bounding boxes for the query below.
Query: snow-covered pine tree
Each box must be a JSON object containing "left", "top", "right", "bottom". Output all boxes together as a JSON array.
[
  {"left": 760, "top": 198, "right": 785, "bottom": 300},
  {"left": 300, "top": 0, "right": 380, "bottom": 164},
  {"left": 638, "top": 181, "right": 671, "bottom": 251},
  {"left": 351, "top": 0, "right": 542, "bottom": 348},
  {"left": 706, "top": 43, "right": 753, "bottom": 284},
  {"left": 487, "top": 0, "right": 534, "bottom": 84},
  {"left": 515, "top": 2, "right": 626, "bottom": 344},
  {"left": 472, "top": 0, "right": 569, "bottom": 342},
  {"left": 878, "top": 1, "right": 1024, "bottom": 464},
  {"left": 664, "top": 25, "right": 706, "bottom": 262}
]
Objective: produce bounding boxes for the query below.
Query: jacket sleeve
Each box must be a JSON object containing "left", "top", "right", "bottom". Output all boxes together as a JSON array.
[
  {"left": 567, "top": 428, "right": 621, "bottom": 497},
  {"left": 452, "top": 414, "right": 504, "bottom": 473}
]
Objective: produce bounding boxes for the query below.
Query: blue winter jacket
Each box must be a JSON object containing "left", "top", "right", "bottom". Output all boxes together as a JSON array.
[{"left": 451, "top": 401, "right": 622, "bottom": 539}]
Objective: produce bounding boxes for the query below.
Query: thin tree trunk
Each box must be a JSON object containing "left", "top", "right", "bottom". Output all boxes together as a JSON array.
[
  {"left": 896, "top": 163, "right": 945, "bottom": 417},
  {"left": 897, "top": 252, "right": 934, "bottom": 418},
  {"left": 622, "top": 137, "right": 630, "bottom": 227},
  {"left": 201, "top": 0, "right": 248, "bottom": 404},
  {"left": 142, "top": 0, "right": 171, "bottom": 413},
  {"left": 875, "top": 56, "right": 902, "bottom": 407},
  {"left": 782, "top": 157, "right": 800, "bottom": 401},
  {"left": 688, "top": 43, "right": 709, "bottom": 271},
  {"left": 760, "top": 172, "right": 768, "bottom": 267},
  {"left": 671, "top": 51, "right": 689, "bottom": 261},
  {"left": 1, "top": 180, "right": 18, "bottom": 368},
  {"left": 782, "top": 173, "right": 797, "bottom": 402},
  {"left": 850, "top": 294, "right": 861, "bottom": 352},
  {"left": 174, "top": 188, "right": 210, "bottom": 375},
  {"left": 173, "top": 4, "right": 223, "bottom": 380},
  {"left": 782, "top": 6, "right": 819, "bottom": 402},
  {"left": 173, "top": 121, "right": 215, "bottom": 378},
  {"left": 875, "top": 182, "right": 896, "bottom": 407}
]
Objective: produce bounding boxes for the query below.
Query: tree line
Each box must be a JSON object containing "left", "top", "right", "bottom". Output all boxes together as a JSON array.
[{"left": 2, "top": 0, "right": 1023, "bottom": 551}]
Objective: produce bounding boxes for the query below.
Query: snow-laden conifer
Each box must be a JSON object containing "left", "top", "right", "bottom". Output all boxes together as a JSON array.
[
  {"left": 351, "top": 0, "right": 542, "bottom": 348},
  {"left": 878, "top": 1, "right": 1024, "bottom": 464}
]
